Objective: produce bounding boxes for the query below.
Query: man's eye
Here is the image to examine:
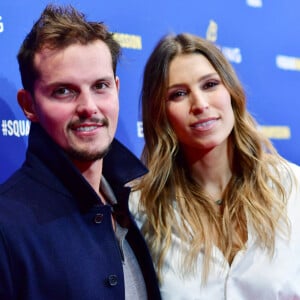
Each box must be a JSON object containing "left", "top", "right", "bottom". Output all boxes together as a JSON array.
[
  {"left": 95, "top": 82, "right": 109, "bottom": 90},
  {"left": 53, "top": 87, "right": 71, "bottom": 96},
  {"left": 51, "top": 87, "right": 76, "bottom": 100}
]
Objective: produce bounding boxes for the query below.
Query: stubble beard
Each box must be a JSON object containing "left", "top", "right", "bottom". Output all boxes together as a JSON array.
[
  {"left": 67, "top": 144, "right": 111, "bottom": 162},
  {"left": 66, "top": 117, "right": 112, "bottom": 162}
]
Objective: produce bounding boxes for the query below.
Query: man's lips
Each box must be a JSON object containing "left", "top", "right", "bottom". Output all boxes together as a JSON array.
[
  {"left": 70, "top": 118, "right": 108, "bottom": 132},
  {"left": 73, "top": 124, "right": 101, "bottom": 132}
]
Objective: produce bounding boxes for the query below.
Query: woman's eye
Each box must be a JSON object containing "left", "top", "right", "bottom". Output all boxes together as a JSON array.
[
  {"left": 203, "top": 81, "right": 219, "bottom": 90},
  {"left": 167, "top": 90, "right": 187, "bottom": 101}
]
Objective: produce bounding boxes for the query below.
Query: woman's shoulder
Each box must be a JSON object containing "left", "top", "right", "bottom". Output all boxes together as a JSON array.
[
  {"left": 281, "top": 160, "right": 300, "bottom": 188},
  {"left": 128, "top": 189, "right": 146, "bottom": 229},
  {"left": 269, "top": 158, "right": 300, "bottom": 185},
  {"left": 129, "top": 189, "right": 141, "bottom": 214},
  {"left": 281, "top": 161, "right": 300, "bottom": 209},
  {"left": 287, "top": 161, "right": 300, "bottom": 177}
]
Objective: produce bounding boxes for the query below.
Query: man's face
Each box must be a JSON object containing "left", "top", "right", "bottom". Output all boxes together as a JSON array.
[{"left": 20, "top": 40, "right": 120, "bottom": 164}]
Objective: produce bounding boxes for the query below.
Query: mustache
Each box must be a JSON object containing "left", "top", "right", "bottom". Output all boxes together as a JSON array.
[{"left": 69, "top": 117, "right": 109, "bottom": 128}]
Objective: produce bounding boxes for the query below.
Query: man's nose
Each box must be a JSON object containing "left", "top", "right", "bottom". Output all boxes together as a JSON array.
[{"left": 76, "top": 92, "right": 98, "bottom": 117}]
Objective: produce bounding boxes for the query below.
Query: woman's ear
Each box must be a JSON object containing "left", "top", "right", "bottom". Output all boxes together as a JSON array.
[{"left": 17, "top": 89, "right": 38, "bottom": 122}]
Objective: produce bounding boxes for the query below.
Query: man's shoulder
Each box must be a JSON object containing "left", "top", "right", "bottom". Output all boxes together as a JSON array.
[
  {"left": 0, "top": 169, "right": 37, "bottom": 218},
  {"left": 0, "top": 166, "right": 76, "bottom": 225},
  {"left": 0, "top": 168, "right": 27, "bottom": 195}
]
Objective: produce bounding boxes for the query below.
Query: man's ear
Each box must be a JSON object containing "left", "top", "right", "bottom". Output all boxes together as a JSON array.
[
  {"left": 17, "top": 89, "right": 38, "bottom": 122},
  {"left": 115, "top": 76, "right": 120, "bottom": 93}
]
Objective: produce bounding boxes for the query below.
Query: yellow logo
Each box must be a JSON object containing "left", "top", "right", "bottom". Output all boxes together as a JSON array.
[
  {"left": 113, "top": 33, "right": 142, "bottom": 50},
  {"left": 259, "top": 126, "right": 291, "bottom": 139},
  {"left": 206, "top": 20, "right": 242, "bottom": 64},
  {"left": 206, "top": 20, "right": 218, "bottom": 42}
]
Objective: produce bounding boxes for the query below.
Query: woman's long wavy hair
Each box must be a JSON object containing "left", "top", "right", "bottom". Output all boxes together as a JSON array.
[{"left": 134, "top": 33, "right": 292, "bottom": 283}]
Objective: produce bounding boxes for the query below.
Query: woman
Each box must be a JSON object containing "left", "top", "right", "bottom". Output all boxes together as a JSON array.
[{"left": 130, "top": 33, "right": 300, "bottom": 299}]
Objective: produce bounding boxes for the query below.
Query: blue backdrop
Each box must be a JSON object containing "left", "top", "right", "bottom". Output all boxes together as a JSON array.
[{"left": 0, "top": 0, "right": 299, "bottom": 183}]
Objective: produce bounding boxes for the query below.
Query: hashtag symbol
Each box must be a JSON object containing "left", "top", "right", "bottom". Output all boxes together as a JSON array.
[{"left": 1, "top": 120, "right": 8, "bottom": 136}]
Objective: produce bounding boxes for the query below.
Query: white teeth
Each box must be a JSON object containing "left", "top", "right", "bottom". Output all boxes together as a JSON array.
[
  {"left": 194, "top": 120, "right": 215, "bottom": 128},
  {"left": 76, "top": 126, "right": 97, "bottom": 132}
]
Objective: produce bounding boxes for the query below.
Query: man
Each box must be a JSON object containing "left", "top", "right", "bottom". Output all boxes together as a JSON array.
[{"left": 0, "top": 4, "right": 161, "bottom": 300}]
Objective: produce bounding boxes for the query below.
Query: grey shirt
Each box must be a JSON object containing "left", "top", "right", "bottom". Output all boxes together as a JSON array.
[{"left": 101, "top": 177, "right": 147, "bottom": 300}]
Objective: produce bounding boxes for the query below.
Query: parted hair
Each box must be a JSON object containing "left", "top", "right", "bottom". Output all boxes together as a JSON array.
[
  {"left": 134, "top": 33, "right": 292, "bottom": 283},
  {"left": 17, "top": 4, "right": 121, "bottom": 95}
]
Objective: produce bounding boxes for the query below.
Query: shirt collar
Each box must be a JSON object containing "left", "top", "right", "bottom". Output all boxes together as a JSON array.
[{"left": 27, "top": 123, "right": 148, "bottom": 210}]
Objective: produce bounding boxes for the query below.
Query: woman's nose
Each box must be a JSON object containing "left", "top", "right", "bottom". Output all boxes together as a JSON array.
[{"left": 190, "top": 90, "right": 209, "bottom": 113}]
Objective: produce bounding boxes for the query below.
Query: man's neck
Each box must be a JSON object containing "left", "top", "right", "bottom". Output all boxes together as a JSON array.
[{"left": 73, "top": 159, "right": 103, "bottom": 197}]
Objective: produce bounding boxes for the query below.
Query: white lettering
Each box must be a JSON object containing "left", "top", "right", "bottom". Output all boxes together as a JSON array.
[
  {"left": 137, "top": 121, "right": 144, "bottom": 138},
  {"left": 7, "top": 120, "right": 14, "bottom": 136},
  {"left": 13, "top": 120, "right": 20, "bottom": 137},
  {"left": 246, "top": 0, "right": 263, "bottom": 8},
  {"left": 4, "top": 120, "right": 30, "bottom": 137},
  {"left": 222, "top": 47, "right": 242, "bottom": 64},
  {"left": 276, "top": 55, "right": 300, "bottom": 71},
  {"left": 0, "top": 16, "right": 4, "bottom": 33}
]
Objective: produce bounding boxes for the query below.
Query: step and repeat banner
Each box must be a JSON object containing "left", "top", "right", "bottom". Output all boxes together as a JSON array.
[{"left": 0, "top": 0, "right": 299, "bottom": 182}]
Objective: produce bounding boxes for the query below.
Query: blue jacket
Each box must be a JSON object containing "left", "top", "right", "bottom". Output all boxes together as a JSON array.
[{"left": 0, "top": 123, "right": 161, "bottom": 300}]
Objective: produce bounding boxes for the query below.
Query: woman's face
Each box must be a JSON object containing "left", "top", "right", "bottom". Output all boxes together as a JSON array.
[{"left": 166, "top": 53, "right": 234, "bottom": 156}]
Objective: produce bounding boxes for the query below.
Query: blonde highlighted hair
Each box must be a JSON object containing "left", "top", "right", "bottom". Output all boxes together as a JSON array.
[{"left": 134, "top": 33, "right": 292, "bottom": 283}]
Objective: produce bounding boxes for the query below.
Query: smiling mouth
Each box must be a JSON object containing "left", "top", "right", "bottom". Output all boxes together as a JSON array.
[
  {"left": 191, "top": 119, "right": 217, "bottom": 128},
  {"left": 75, "top": 125, "right": 99, "bottom": 132},
  {"left": 70, "top": 117, "right": 108, "bottom": 133}
]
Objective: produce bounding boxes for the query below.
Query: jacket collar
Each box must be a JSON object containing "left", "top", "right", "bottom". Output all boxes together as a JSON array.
[{"left": 26, "top": 123, "right": 147, "bottom": 210}]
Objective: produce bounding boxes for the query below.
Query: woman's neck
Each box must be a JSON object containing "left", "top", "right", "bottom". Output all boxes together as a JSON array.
[{"left": 186, "top": 144, "right": 233, "bottom": 200}]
